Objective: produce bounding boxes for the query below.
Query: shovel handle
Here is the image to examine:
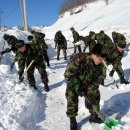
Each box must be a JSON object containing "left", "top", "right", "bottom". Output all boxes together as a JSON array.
[
  {"left": 21, "top": 60, "right": 34, "bottom": 79},
  {"left": 92, "top": 105, "right": 105, "bottom": 121}
]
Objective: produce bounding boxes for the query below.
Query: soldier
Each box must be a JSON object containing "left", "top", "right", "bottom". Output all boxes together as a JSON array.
[
  {"left": 15, "top": 40, "right": 49, "bottom": 91},
  {"left": 70, "top": 27, "right": 82, "bottom": 53},
  {"left": 104, "top": 40, "right": 129, "bottom": 84},
  {"left": 64, "top": 44, "right": 108, "bottom": 130},
  {"left": 96, "top": 30, "right": 113, "bottom": 45},
  {"left": 81, "top": 31, "right": 96, "bottom": 53},
  {"left": 112, "top": 31, "right": 126, "bottom": 44},
  {"left": 1, "top": 34, "right": 19, "bottom": 55},
  {"left": 54, "top": 30, "right": 67, "bottom": 60},
  {"left": 31, "top": 30, "right": 50, "bottom": 67}
]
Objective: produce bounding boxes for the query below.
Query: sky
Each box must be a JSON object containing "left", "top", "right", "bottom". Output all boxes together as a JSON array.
[
  {"left": 0, "top": 0, "right": 130, "bottom": 129},
  {"left": 0, "top": 0, "right": 64, "bottom": 27}
]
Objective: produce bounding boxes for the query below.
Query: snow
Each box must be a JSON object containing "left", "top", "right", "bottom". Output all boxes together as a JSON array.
[{"left": 0, "top": 0, "right": 130, "bottom": 129}]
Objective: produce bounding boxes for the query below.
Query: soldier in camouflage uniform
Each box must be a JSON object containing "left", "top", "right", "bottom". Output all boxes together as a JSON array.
[
  {"left": 70, "top": 27, "right": 82, "bottom": 53},
  {"left": 64, "top": 44, "right": 108, "bottom": 130},
  {"left": 112, "top": 31, "right": 126, "bottom": 44},
  {"left": 103, "top": 40, "right": 129, "bottom": 84},
  {"left": 31, "top": 30, "right": 50, "bottom": 67},
  {"left": 54, "top": 30, "right": 67, "bottom": 60},
  {"left": 1, "top": 34, "right": 19, "bottom": 55},
  {"left": 80, "top": 31, "right": 96, "bottom": 53},
  {"left": 96, "top": 30, "right": 113, "bottom": 45},
  {"left": 16, "top": 40, "right": 49, "bottom": 91}
]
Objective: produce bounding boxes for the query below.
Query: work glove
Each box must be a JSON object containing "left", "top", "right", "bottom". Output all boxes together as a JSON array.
[
  {"left": 120, "top": 77, "right": 129, "bottom": 84},
  {"left": 109, "top": 70, "right": 115, "bottom": 77},
  {"left": 18, "top": 77, "right": 24, "bottom": 83}
]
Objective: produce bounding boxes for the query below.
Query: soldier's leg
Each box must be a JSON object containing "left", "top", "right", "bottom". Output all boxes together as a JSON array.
[
  {"left": 85, "top": 85, "right": 102, "bottom": 123},
  {"left": 17, "top": 60, "right": 25, "bottom": 81},
  {"left": 74, "top": 45, "right": 76, "bottom": 53},
  {"left": 44, "top": 51, "right": 50, "bottom": 67},
  {"left": 77, "top": 45, "right": 82, "bottom": 52},
  {"left": 63, "top": 49, "right": 67, "bottom": 60},
  {"left": 36, "top": 61, "right": 49, "bottom": 91},
  {"left": 27, "top": 63, "right": 36, "bottom": 89},
  {"left": 57, "top": 46, "right": 60, "bottom": 60},
  {"left": 66, "top": 83, "right": 78, "bottom": 130}
]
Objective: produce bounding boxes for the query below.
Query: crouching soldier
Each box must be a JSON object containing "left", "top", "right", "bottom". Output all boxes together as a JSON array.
[
  {"left": 64, "top": 44, "right": 108, "bottom": 130},
  {"left": 16, "top": 40, "right": 49, "bottom": 91},
  {"left": 54, "top": 30, "right": 67, "bottom": 60},
  {"left": 104, "top": 40, "right": 129, "bottom": 84}
]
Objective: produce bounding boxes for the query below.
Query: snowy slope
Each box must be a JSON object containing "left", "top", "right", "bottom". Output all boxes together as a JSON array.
[{"left": 0, "top": 0, "right": 130, "bottom": 129}]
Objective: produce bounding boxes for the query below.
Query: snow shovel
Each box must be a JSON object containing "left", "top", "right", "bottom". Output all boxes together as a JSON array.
[
  {"left": 102, "top": 60, "right": 119, "bottom": 88},
  {"left": 92, "top": 105, "right": 119, "bottom": 130},
  {"left": 19, "top": 60, "right": 34, "bottom": 82}
]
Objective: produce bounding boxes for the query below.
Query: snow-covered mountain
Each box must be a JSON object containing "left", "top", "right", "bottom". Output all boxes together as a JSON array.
[{"left": 0, "top": 0, "right": 130, "bottom": 129}]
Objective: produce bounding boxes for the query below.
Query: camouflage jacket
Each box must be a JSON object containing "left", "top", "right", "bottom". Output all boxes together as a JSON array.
[
  {"left": 112, "top": 32, "right": 126, "bottom": 44},
  {"left": 83, "top": 36, "right": 96, "bottom": 53},
  {"left": 54, "top": 32, "right": 67, "bottom": 49},
  {"left": 104, "top": 44, "right": 124, "bottom": 78},
  {"left": 96, "top": 33, "right": 113, "bottom": 45},
  {"left": 64, "top": 53, "right": 104, "bottom": 90},
  {"left": 71, "top": 30, "right": 80, "bottom": 43},
  {"left": 16, "top": 44, "right": 44, "bottom": 64},
  {"left": 2, "top": 35, "right": 19, "bottom": 54},
  {"left": 33, "top": 32, "right": 48, "bottom": 51}
]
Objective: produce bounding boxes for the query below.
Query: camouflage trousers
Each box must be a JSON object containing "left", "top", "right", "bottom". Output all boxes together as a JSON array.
[
  {"left": 57, "top": 46, "right": 67, "bottom": 59},
  {"left": 18, "top": 59, "right": 48, "bottom": 86},
  {"left": 65, "top": 81, "right": 100, "bottom": 117},
  {"left": 74, "top": 45, "right": 82, "bottom": 53}
]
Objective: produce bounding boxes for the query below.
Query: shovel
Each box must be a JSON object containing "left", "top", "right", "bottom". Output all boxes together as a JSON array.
[
  {"left": 92, "top": 105, "right": 119, "bottom": 130},
  {"left": 85, "top": 98, "right": 119, "bottom": 130}
]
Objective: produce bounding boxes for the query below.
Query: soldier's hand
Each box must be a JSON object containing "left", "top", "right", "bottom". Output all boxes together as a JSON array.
[{"left": 18, "top": 77, "right": 24, "bottom": 83}]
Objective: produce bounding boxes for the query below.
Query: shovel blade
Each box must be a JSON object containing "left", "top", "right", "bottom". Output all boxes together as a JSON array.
[{"left": 104, "top": 119, "right": 119, "bottom": 130}]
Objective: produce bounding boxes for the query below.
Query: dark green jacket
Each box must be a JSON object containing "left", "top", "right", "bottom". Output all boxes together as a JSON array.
[
  {"left": 54, "top": 31, "right": 67, "bottom": 49},
  {"left": 64, "top": 53, "right": 104, "bottom": 93},
  {"left": 105, "top": 44, "right": 124, "bottom": 78}
]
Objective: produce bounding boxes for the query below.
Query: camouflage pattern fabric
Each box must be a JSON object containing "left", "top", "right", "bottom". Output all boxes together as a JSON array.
[
  {"left": 83, "top": 36, "right": 96, "bottom": 53},
  {"left": 54, "top": 31, "right": 67, "bottom": 59},
  {"left": 64, "top": 53, "right": 104, "bottom": 117},
  {"left": 96, "top": 32, "right": 113, "bottom": 45},
  {"left": 32, "top": 32, "right": 50, "bottom": 65},
  {"left": 2, "top": 35, "right": 19, "bottom": 54},
  {"left": 112, "top": 32, "right": 126, "bottom": 44},
  {"left": 71, "top": 30, "right": 82, "bottom": 53},
  {"left": 103, "top": 44, "right": 124, "bottom": 79},
  {"left": 17, "top": 44, "right": 48, "bottom": 86}
]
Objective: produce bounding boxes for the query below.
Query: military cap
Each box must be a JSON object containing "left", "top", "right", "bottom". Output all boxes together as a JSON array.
[
  {"left": 70, "top": 27, "right": 74, "bottom": 30},
  {"left": 30, "top": 30, "right": 35, "bottom": 34},
  {"left": 92, "top": 43, "right": 108, "bottom": 58},
  {"left": 117, "top": 40, "right": 126, "bottom": 48},
  {"left": 89, "top": 31, "right": 95, "bottom": 36},
  {"left": 28, "top": 35, "right": 33, "bottom": 41},
  {"left": 3, "top": 34, "right": 9, "bottom": 40},
  {"left": 100, "top": 30, "right": 104, "bottom": 34},
  {"left": 112, "top": 31, "right": 116, "bottom": 36},
  {"left": 16, "top": 40, "right": 25, "bottom": 48}
]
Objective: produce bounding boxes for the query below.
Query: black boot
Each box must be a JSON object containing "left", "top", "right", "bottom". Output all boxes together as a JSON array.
[
  {"left": 70, "top": 117, "right": 77, "bottom": 130},
  {"left": 64, "top": 56, "right": 67, "bottom": 60},
  {"left": 47, "top": 62, "right": 50, "bottom": 67},
  {"left": 44, "top": 83, "right": 49, "bottom": 92},
  {"left": 89, "top": 114, "right": 102, "bottom": 124}
]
